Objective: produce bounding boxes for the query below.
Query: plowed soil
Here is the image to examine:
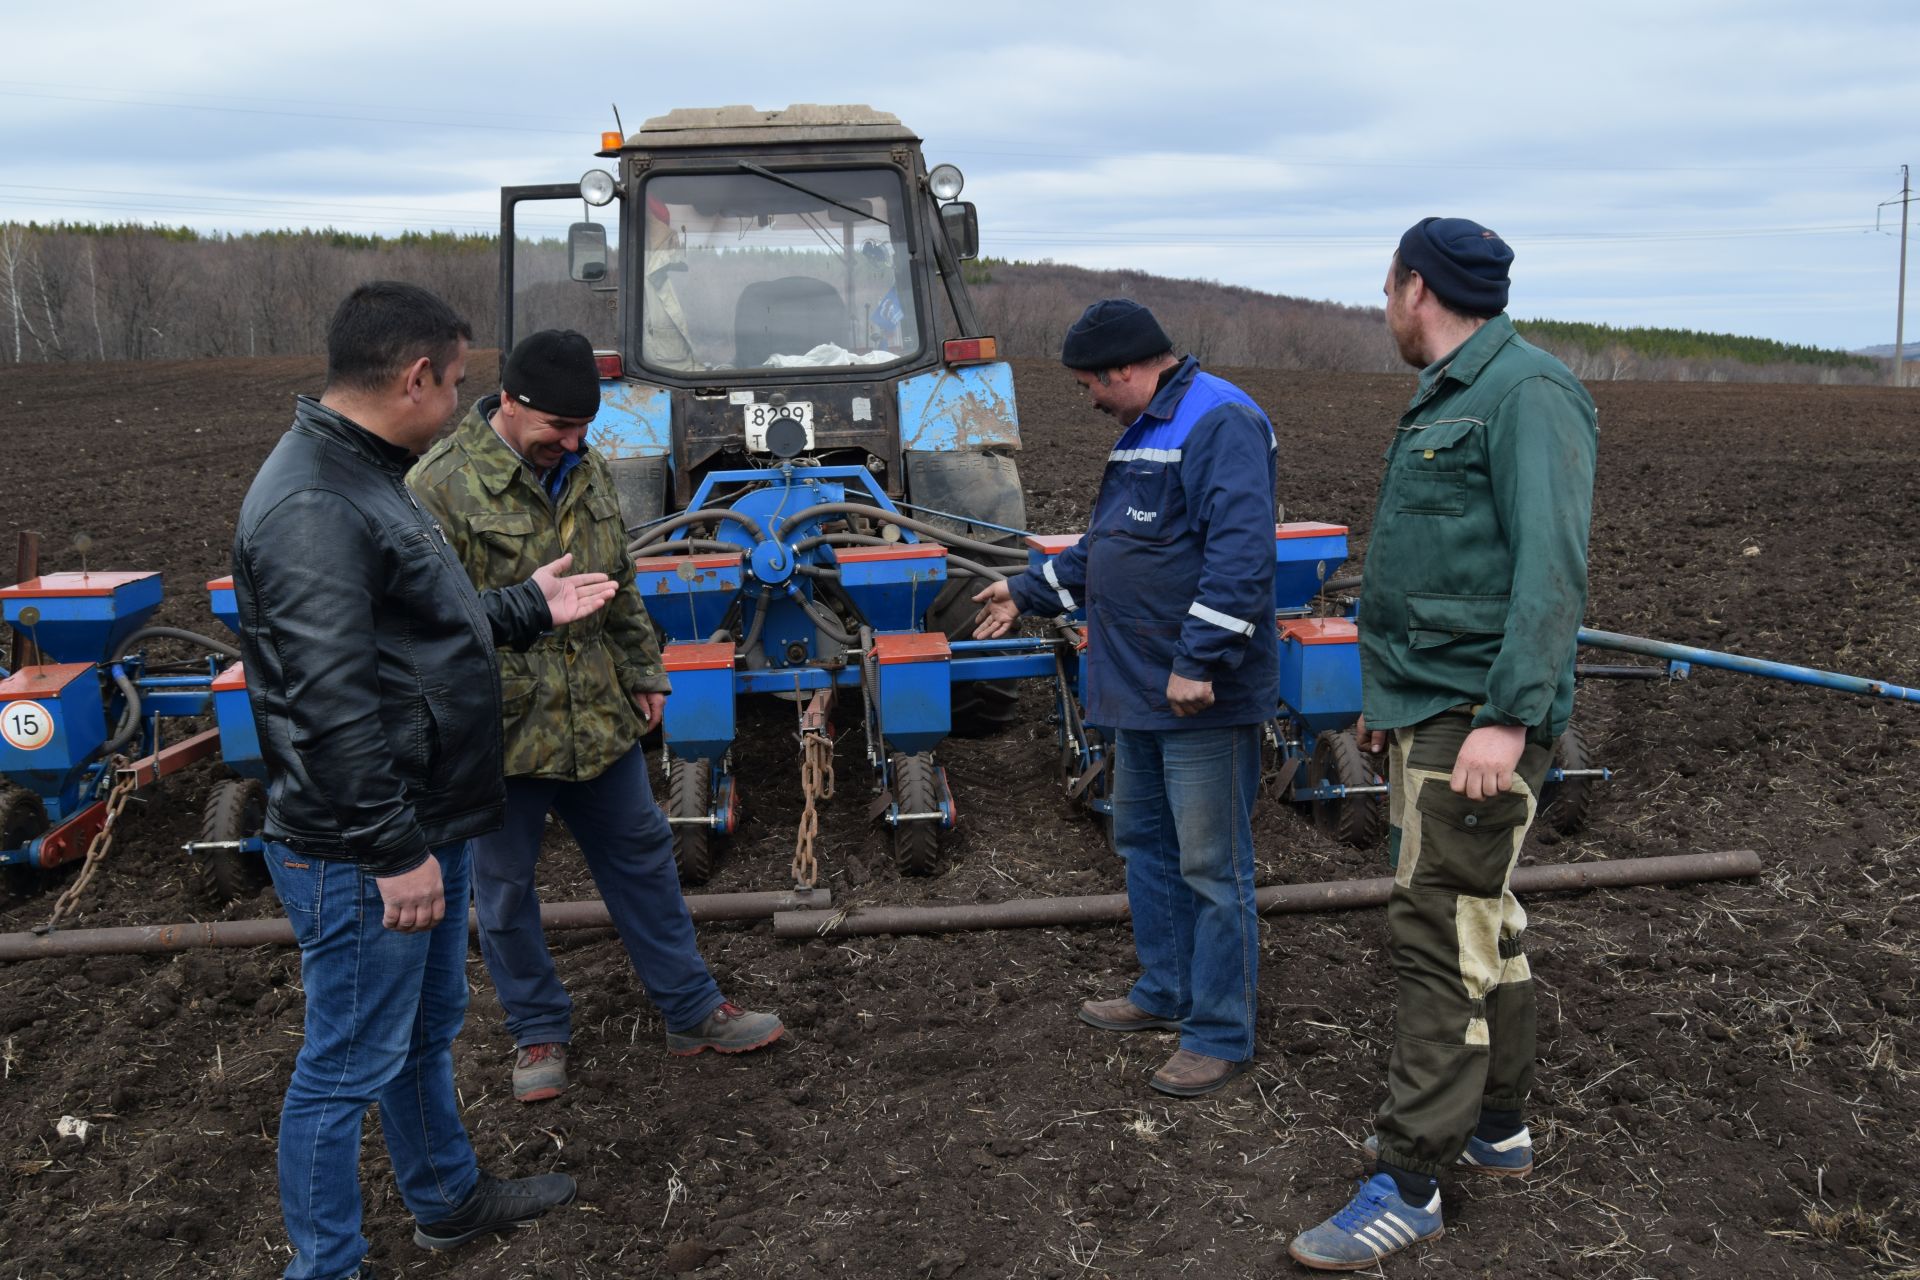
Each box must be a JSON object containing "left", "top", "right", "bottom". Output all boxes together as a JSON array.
[{"left": 1, "top": 354, "right": 1915, "bottom": 1280}]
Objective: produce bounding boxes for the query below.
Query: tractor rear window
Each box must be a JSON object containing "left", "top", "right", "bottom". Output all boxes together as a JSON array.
[{"left": 637, "top": 169, "right": 920, "bottom": 373}]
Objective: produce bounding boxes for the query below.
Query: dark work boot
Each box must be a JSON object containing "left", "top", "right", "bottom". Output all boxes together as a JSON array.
[{"left": 412, "top": 1170, "right": 578, "bottom": 1250}]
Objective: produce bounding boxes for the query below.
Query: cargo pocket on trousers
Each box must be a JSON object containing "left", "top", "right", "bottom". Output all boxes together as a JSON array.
[{"left": 1410, "top": 777, "right": 1531, "bottom": 897}]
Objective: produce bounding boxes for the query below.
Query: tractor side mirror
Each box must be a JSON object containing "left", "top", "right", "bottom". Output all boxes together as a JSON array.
[
  {"left": 568, "top": 222, "right": 609, "bottom": 283},
  {"left": 939, "top": 201, "right": 979, "bottom": 261}
]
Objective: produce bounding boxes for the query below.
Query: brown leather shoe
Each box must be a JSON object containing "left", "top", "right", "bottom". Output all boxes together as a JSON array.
[
  {"left": 1078, "top": 997, "right": 1181, "bottom": 1033},
  {"left": 1150, "top": 1048, "right": 1247, "bottom": 1097}
]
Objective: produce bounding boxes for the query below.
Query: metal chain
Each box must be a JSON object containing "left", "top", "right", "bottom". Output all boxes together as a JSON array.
[
  {"left": 792, "top": 716, "right": 835, "bottom": 890},
  {"left": 44, "top": 760, "right": 138, "bottom": 928}
]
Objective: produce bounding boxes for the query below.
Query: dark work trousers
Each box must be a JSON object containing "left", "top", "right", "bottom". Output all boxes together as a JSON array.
[
  {"left": 1374, "top": 708, "right": 1553, "bottom": 1179},
  {"left": 472, "top": 743, "right": 724, "bottom": 1045}
]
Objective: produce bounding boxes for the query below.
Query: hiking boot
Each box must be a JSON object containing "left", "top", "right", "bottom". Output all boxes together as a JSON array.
[
  {"left": 1362, "top": 1127, "right": 1535, "bottom": 1177},
  {"left": 1289, "top": 1172, "right": 1444, "bottom": 1270},
  {"left": 512, "top": 1042, "right": 568, "bottom": 1103},
  {"left": 1149, "top": 1048, "right": 1247, "bottom": 1098},
  {"left": 665, "top": 1002, "right": 784, "bottom": 1056},
  {"left": 412, "top": 1170, "right": 577, "bottom": 1250},
  {"left": 1078, "top": 996, "right": 1181, "bottom": 1033}
]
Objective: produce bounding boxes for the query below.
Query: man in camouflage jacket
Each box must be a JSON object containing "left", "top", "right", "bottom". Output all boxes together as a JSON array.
[{"left": 410, "top": 329, "right": 782, "bottom": 1102}]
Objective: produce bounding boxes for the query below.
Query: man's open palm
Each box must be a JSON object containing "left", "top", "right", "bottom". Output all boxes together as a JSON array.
[{"left": 531, "top": 552, "right": 618, "bottom": 625}]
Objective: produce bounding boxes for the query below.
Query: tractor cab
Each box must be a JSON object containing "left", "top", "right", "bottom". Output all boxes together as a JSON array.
[{"left": 499, "top": 104, "right": 1018, "bottom": 535}]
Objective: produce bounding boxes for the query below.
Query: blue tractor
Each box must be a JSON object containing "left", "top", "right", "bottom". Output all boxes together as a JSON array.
[{"left": 500, "top": 105, "right": 1033, "bottom": 880}]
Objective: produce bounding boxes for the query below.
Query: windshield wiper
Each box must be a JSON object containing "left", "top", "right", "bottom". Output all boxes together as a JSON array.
[{"left": 737, "top": 162, "right": 879, "bottom": 225}]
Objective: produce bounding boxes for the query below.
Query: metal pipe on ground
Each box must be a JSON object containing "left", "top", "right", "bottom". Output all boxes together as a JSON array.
[
  {"left": 0, "top": 888, "right": 831, "bottom": 961},
  {"left": 772, "top": 851, "right": 1761, "bottom": 939}
]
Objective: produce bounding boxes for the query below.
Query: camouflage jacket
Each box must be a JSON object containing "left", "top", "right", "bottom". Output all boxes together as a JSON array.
[{"left": 409, "top": 395, "right": 669, "bottom": 781}]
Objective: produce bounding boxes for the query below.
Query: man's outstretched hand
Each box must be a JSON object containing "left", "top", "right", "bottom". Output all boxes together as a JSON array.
[
  {"left": 531, "top": 553, "right": 619, "bottom": 625},
  {"left": 971, "top": 579, "right": 1019, "bottom": 639}
]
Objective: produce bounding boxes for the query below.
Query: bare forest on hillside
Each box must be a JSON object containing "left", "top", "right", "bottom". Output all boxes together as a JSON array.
[{"left": 0, "top": 222, "right": 1894, "bottom": 384}]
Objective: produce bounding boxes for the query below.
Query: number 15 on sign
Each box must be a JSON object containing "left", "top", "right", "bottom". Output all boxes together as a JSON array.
[{"left": 1, "top": 701, "right": 55, "bottom": 751}]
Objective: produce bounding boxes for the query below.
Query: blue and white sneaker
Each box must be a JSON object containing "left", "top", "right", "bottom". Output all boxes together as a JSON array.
[
  {"left": 1362, "top": 1127, "right": 1535, "bottom": 1177},
  {"left": 1289, "top": 1173, "right": 1444, "bottom": 1271}
]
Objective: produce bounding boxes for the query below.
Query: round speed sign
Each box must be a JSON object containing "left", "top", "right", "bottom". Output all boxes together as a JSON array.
[{"left": 1, "top": 700, "right": 56, "bottom": 751}]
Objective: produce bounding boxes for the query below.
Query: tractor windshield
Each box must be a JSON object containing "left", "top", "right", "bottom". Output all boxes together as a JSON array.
[{"left": 636, "top": 168, "right": 921, "bottom": 374}]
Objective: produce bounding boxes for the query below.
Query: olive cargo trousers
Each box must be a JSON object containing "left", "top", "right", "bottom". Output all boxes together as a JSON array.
[{"left": 1374, "top": 708, "right": 1553, "bottom": 1180}]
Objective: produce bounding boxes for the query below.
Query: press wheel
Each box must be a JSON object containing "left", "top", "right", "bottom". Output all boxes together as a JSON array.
[
  {"left": 1539, "top": 721, "right": 1597, "bottom": 837},
  {"left": 889, "top": 752, "right": 941, "bottom": 876},
  {"left": 667, "top": 756, "right": 719, "bottom": 886},
  {"left": 197, "top": 777, "right": 270, "bottom": 906},
  {"left": 1308, "top": 729, "right": 1388, "bottom": 849}
]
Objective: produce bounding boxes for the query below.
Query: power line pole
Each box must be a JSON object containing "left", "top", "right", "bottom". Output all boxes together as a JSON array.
[{"left": 1896, "top": 165, "right": 1910, "bottom": 388}]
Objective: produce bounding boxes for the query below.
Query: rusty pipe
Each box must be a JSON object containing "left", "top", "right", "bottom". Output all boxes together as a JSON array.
[
  {"left": 0, "top": 888, "right": 832, "bottom": 961},
  {"left": 773, "top": 851, "right": 1761, "bottom": 939}
]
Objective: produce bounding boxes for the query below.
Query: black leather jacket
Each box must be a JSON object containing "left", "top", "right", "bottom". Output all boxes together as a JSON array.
[{"left": 232, "top": 397, "right": 551, "bottom": 874}]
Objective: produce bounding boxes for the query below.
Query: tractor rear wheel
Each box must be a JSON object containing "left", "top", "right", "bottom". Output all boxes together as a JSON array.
[
  {"left": 889, "top": 752, "right": 941, "bottom": 876},
  {"left": 926, "top": 572, "right": 1019, "bottom": 737},
  {"left": 1308, "top": 729, "right": 1388, "bottom": 849},
  {"left": 1539, "top": 721, "right": 1597, "bottom": 837},
  {"left": 667, "top": 757, "right": 720, "bottom": 886},
  {"left": 0, "top": 788, "right": 50, "bottom": 899},
  {"left": 197, "top": 777, "right": 270, "bottom": 907}
]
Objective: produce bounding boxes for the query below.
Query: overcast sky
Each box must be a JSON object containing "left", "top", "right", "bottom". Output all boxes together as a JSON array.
[{"left": 5, "top": 0, "right": 1915, "bottom": 351}]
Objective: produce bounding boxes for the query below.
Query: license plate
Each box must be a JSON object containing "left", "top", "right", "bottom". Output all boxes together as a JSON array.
[{"left": 742, "top": 400, "right": 814, "bottom": 453}]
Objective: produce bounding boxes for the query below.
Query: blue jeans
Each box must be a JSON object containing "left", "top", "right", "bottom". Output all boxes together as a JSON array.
[
  {"left": 266, "top": 841, "right": 479, "bottom": 1280},
  {"left": 1112, "top": 724, "right": 1261, "bottom": 1062},
  {"left": 473, "top": 743, "right": 723, "bottom": 1044}
]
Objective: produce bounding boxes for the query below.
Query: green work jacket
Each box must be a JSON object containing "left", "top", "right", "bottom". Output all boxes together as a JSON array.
[
  {"left": 1357, "top": 314, "right": 1598, "bottom": 743},
  {"left": 409, "top": 397, "right": 670, "bottom": 782}
]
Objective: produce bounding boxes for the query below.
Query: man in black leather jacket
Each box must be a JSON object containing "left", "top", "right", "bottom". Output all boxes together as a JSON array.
[{"left": 232, "top": 281, "right": 617, "bottom": 1280}]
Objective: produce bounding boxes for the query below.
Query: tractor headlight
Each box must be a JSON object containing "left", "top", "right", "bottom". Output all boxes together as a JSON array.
[
  {"left": 579, "top": 169, "right": 617, "bottom": 207},
  {"left": 927, "top": 164, "right": 964, "bottom": 202}
]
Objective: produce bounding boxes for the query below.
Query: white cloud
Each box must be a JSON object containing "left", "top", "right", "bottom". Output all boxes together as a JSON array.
[{"left": 1, "top": 0, "right": 1913, "bottom": 348}]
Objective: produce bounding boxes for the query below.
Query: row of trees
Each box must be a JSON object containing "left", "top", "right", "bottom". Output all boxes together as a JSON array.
[
  {"left": 0, "top": 223, "right": 497, "bottom": 365},
  {"left": 0, "top": 222, "right": 1893, "bottom": 386}
]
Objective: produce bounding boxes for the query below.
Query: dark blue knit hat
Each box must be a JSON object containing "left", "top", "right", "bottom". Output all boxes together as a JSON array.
[
  {"left": 503, "top": 328, "right": 600, "bottom": 418},
  {"left": 1396, "top": 217, "right": 1513, "bottom": 316},
  {"left": 1060, "top": 299, "right": 1173, "bottom": 370}
]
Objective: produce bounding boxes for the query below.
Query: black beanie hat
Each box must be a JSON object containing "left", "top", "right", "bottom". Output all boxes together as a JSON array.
[
  {"left": 502, "top": 329, "right": 600, "bottom": 418},
  {"left": 1396, "top": 217, "right": 1513, "bottom": 316},
  {"left": 1060, "top": 299, "right": 1173, "bottom": 370}
]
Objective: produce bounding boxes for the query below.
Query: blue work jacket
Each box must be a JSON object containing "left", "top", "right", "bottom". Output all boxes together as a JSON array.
[{"left": 1010, "top": 357, "right": 1279, "bottom": 731}]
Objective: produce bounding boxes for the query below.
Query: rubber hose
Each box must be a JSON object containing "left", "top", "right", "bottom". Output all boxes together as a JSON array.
[
  {"left": 628, "top": 508, "right": 766, "bottom": 552},
  {"left": 100, "top": 664, "right": 144, "bottom": 755},
  {"left": 795, "top": 533, "right": 1012, "bottom": 582},
  {"left": 740, "top": 586, "right": 773, "bottom": 655},
  {"left": 773, "top": 504, "right": 1027, "bottom": 563},
  {"left": 793, "top": 531, "right": 1027, "bottom": 562},
  {"left": 795, "top": 543, "right": 1010, "bottom": 584},
  {"left": 95, "top": 625, "right": 241, "bottom": 758},
  {"left": 110, "top": 626, "right": 241, "bottom": 663},
  {"left": 634, "top": 539, "right": 743, "bottom": 558}
]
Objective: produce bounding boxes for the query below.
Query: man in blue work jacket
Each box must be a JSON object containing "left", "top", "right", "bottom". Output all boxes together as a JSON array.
[{"left": 974, "top": 299, "right": 1278, "bottom": 1098}]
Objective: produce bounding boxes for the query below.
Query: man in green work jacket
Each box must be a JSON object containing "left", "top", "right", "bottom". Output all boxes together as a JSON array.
[
  {"left": 410, "top": 330, "right": 782, "bottom": 1104},
  {"left": 1291, "top": 219, "right": 1598, "bottom": 1271}
]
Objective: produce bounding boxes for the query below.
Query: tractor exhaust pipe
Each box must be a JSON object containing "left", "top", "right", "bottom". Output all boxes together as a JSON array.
[
  {"left": 0, "top": 888, "right": 831, "bottom": 961},
  {"left": 771, "top": 850, "right": 1761, "bottom": 939}
]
